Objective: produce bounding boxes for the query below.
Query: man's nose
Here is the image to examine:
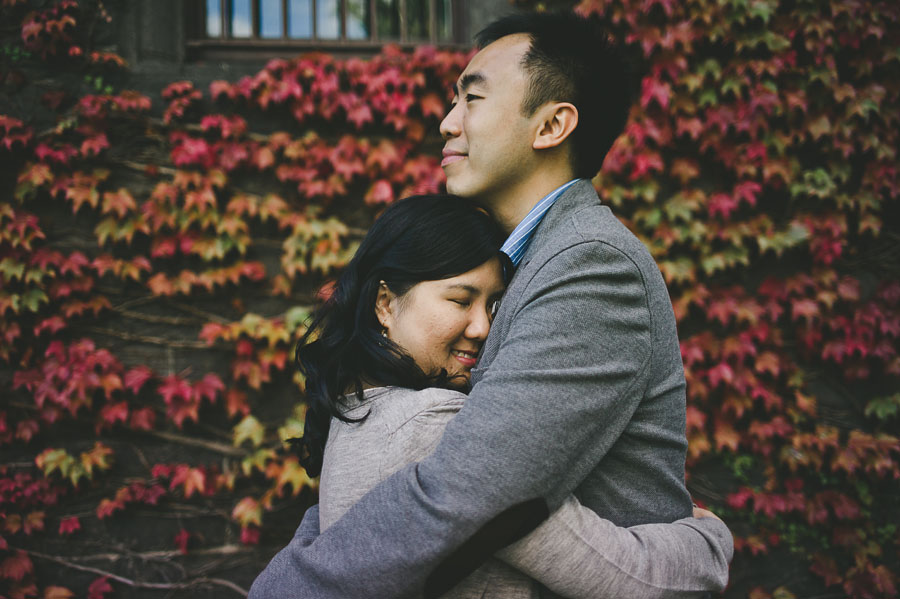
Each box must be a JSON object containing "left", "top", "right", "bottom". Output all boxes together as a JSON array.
[{"left": 440, "top": 104, "right": 461, "bottom": 139}]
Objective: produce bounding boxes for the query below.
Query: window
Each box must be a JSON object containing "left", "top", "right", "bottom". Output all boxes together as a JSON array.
[{"left": 189, "top": 0, "right": 464, "bottom": 52}]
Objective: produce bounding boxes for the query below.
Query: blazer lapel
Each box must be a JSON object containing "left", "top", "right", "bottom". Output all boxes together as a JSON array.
[{"left": 471, "top": 180, "right": 601, "bottom": 386}]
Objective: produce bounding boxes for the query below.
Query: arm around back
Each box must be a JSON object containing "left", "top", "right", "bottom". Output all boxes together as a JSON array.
[{"left": 497, "top": 495, "right": 733, "bottom": 598}]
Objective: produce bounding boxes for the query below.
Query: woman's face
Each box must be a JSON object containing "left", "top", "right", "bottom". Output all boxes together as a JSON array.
[{"left": 377, "top": 256, "right": 506, "bottom": 384}]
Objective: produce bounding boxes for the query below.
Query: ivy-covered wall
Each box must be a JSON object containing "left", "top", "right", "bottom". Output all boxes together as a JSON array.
[{"left": 1, "top": 0, "right": 898, "bottom": 598}]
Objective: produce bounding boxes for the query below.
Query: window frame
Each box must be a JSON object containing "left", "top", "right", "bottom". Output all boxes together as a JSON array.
[{"left": 185, "top": 0, "right": 468, "bottom": 58}]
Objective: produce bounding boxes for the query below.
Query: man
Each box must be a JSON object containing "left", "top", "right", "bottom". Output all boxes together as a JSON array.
[{"left": 251, "top": 13, "right": 728, "bottom": 597}]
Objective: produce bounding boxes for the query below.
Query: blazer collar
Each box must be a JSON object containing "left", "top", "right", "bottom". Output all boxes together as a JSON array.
[{"left": 515, "top": 179, "right": 600, "bottom": 269}]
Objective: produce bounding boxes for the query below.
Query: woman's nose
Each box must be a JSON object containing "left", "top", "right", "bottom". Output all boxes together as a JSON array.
[{"left": 465, "top": 307, "right": 492, "bottom": 341}]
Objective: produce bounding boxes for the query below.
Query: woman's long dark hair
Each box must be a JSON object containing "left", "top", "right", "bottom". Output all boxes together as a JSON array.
[{"left": 294, "top": 194, "right": 507, "bottom": 476}]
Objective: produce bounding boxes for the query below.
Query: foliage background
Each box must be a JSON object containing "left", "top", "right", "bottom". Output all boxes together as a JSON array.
[{"left": 1, "top": 0, "right": 898, "bottom": 597}]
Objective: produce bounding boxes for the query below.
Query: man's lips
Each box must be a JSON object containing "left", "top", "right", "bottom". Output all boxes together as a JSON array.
[{"left": 441, "top": 150, "right": 466, "bottom": 167}]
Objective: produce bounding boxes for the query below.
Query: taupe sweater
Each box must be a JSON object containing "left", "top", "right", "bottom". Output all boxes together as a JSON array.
[{"left": 320, "top": 386, "right": 732, "bottom": 598}]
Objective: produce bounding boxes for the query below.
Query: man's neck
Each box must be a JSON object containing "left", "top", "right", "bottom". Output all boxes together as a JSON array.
[{"left": 488, "top": 173, "right": 577, "bottom": 235}]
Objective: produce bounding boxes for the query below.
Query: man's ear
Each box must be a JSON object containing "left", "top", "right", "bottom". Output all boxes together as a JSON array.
[
  {"left": 374, "top": 281, "right": 396, "bottom": 330},
  {"left": 533, "top": 102, "right": 578, "bottom": 150}
]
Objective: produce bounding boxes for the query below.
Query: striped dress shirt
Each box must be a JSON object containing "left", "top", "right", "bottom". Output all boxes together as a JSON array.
[{"left": 500, "top": 179, "right": 582, "bottom": 266}]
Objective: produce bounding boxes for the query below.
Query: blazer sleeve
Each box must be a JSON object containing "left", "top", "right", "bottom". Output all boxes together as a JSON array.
[
  {"left": 249, "top": 242, "right": 680, "bottom": 598},
  {"left": 380, "top": 400, "right": 734, "bottom": 598}
]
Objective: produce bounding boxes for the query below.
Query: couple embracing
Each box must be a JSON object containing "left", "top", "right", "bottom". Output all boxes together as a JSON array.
[{"left": 251, "top": 12, "right": 733, "bottom": 599}]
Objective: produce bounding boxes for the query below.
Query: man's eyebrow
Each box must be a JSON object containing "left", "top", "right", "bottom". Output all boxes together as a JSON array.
[{"left": 454, "top": 72, "right": 487, "bottom": 96}]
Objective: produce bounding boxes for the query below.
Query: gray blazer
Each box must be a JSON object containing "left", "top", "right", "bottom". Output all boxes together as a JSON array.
[{"left": 250, "top": 181, "right": 719, "bottom": 598}]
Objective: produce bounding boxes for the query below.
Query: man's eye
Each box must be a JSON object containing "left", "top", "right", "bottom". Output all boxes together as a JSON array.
[
  {"left": 450, "top": 299, "right": 470, "bottom": 307},
  {"left": 465, "top": 94, "right": 481, "bottom": 102}
]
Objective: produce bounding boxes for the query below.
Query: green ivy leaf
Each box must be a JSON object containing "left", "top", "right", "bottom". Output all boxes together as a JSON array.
[
  {"left": 21, "top": 288, "right": 48, "bottom": 312},
  {"left": 864, "top": 394, "right": 900, "bottom": 421},
  {"left": 233, "top": 415, "right": 265, "bottom": 448},
  {"left": 0, "top": 258, "right": 25, "bottom": 282}
]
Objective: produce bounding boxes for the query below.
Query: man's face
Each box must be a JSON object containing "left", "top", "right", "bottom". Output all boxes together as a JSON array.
[{"left": 439, "top": 34, "right": 537, "bottom": 207}]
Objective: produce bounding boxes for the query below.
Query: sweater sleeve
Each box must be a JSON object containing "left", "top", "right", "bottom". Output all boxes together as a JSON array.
[{"left": 496, "top": 495, "right": 733, "bottom": 598}]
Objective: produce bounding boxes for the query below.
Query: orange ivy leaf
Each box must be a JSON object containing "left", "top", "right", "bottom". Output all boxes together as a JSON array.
[
  {"left": 43, "top": 585, "right": 75, "bottom": 599},
  {"left": 232, "top": 497, "right": 262, "bottom": 528},
  {"left": 170, "top": 465, "right": 206, "bottom": 498},
  {"left": 101, "top": 188, "right": 136, "bottom": 218},
  {"left": 23, "top": 510, "right": 45, "bottom": 535}
]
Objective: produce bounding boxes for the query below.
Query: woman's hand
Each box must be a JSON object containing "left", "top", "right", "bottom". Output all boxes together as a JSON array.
[{"left": 692, "top": 506, "right": 722, "bottom": 521}]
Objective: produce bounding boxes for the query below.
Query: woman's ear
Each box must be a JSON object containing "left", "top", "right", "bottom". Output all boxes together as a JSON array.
[
  {"left": 374, "top": 281, "right": 396, "bottom": 331},
  {"left": 533, "top": 102, "right": 578, "bottom": 150}
]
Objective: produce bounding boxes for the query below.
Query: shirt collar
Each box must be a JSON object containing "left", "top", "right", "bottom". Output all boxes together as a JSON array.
[{"left": 500, "top": 178, "right": 582, "bottom": 266}]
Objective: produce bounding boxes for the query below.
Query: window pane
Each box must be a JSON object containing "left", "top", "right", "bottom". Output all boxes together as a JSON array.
[
  {"left": 376, "top": 0, "right": 400, "bottom": 40},
  {"left": 260, "top": 0, "right": 283, "bottom": 38},
  {"left": 407, "top": 0, "right": 428, "bottom": 41},
  {"left": 288, "top": 0, "right": 313, "bottom": 38},
  {"left": 231, "top": 0, "right": 252, "bottom": 37},
  {"left": 346, "top": 0, "right": 370, "bottom": 40},
  {"left": 316, "top": 0, "right": 340, "bottom": 39},
  {"left": 435, "top": 0, "right": 452, "bottom": 42},
  {"left": 206, "top": 0, "right": 222, "bottom": 36}
]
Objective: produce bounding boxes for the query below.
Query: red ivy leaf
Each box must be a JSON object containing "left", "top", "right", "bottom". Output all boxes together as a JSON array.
[
  {"left": 174, "top": 528, "right": 190, "bottom": 554},
  {"left": 194, "top": 373, "right": 224, "bottom": 403},
  {"left": 87, "top": 577, "right": 114, "bottom": 599},
  {"left": 129, "top": 407, "right": 156, "bottom": 431},
  {"left": 58, "top": 516, "right": 80, "bottom": 535},
  {"left": 80, "top": 133, "right": 110, "bottom": 157},
  {"left": 158, "top": 375, "right": 192, "bottom": 405},
  {"left": 0, "top": 550, "right": 34, "bottom": 581},
  {"left": 240, "top": 525, "right": 261, "bottom": 545},
  {"left": 98, "top": 401, "right": 128, "bottom": 430},
  {"left": 641, "top": 77, "right": 671, "bottom": 109},
  {"left": 96, "top": 497, "right": 124, "bottom": 519},
  {"left": 124, "top": 365, "right": 153, "bottom": 395},
  {"left": 365, "top": 179, "right": 394, "bottom": 205}
]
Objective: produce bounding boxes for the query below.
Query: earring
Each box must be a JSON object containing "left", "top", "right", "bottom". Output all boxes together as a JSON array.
[{"left": 381, "top": 328, "right": 388, "bottom": 338}]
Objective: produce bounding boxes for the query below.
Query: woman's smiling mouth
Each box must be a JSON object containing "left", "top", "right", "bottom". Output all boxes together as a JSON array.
[{"left": 451, "top": 349, "right": 478, "bottom": 368}]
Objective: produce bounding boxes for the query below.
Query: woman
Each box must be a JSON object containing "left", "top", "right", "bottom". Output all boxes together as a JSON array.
[{"left": 294, "top": 195, "right": 732, "bottom": 598}]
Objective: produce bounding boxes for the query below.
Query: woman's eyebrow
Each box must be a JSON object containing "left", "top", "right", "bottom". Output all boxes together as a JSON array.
[{"left": 445, "top": 283, "right": 479, "bottom": 294}]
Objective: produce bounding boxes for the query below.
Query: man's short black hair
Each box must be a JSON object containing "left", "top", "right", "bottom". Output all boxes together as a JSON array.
[{"left": 476, "top": 12, "right": 633, "bottom": 179}]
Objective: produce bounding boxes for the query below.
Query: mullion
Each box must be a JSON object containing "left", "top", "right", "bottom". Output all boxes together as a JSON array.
[{"left": 428, "top": 0, "right": 435, "bottom": 42}]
